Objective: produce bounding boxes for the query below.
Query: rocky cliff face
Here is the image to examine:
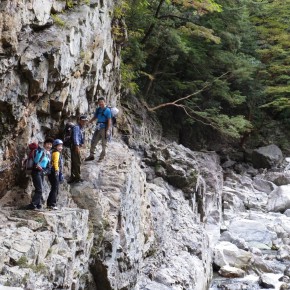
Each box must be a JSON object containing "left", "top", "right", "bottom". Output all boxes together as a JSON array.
[
  {"left": 0, "top": 138, "right": 223, "bottom": 289},
  {"left": 70, "top": 141, "right": 223, "bottom": 290},
  {"left": 0, "top": 0, "right": 122, "bottom": 196}
]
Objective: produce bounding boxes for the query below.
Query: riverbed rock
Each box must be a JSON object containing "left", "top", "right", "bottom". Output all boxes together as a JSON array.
[
  {"left": 214, "top": 241, "right": 252, "bottom": 269},
  {"left": 253, "top": 177, "right": 276, "bottom": 194},
  {"left": 220, "top": 231, "right": 249, "bottom": 250},
  {"left": 227, "top": 219, "right": 277, "bottom": 249},
  {"left": 280, "top": 283, "right": 290, "bottom": 290},
  {"left": 267, "top": 185, "right": 290, "bottom": 213},
  {"left": 285, "top": 266, "right": 290, "bottom": 277},
  {"left": 252, "top": 144, "right": 283, "bottom": 169},
  {"left": 258, "top": 273, "right": 276, "bottom": 288},
  {"left": 218, "top": 265, "right": 246, "bottom": 278}
]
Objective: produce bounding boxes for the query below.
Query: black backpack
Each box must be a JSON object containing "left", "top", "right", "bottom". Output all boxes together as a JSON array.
[{"left": 63, "top": 122, "right": 75, "bottom": 147}]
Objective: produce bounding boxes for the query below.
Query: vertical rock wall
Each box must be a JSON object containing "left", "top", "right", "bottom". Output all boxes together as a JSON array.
[
  {"left": 69, "top": 141, "right": 223, "bottom": 290},
  {"left": 0, "top": 0, "right": 122, "bottom": 196}
]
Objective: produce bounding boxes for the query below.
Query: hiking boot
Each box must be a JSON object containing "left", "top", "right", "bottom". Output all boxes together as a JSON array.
[
  {"left": 34, "top": 206, "right": 44, "bottom": 212},
  {"left": 98, "top": 155, "right": 105, "bottom": 162},
  {"left": 74, "top": 178, "right": 84, "bottom": 183},
  {"left": 85, "top": 156, "right": 94, "bottom": 161},
  {"left": 67, "top": 178, "right": 76, "bottom": 184},
  {"left": 48, "top": 206, "right": 58, "bottom": 210},
  {"left": 25, "top": 204, "right": 36, "bottom": 210}
]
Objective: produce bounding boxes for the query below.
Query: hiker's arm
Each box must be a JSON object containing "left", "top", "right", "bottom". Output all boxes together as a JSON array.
[
  {"left": 106, "top": 118, "right": 111, "bottom": 137},
  {"left": 72, "top": 126, "right": 81, "bottom": 153},
  {"left": 107, "top": 118, "right": 111, "bottom": 130}
]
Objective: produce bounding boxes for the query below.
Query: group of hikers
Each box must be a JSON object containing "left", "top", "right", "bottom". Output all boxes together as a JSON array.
[{"left": 25, "top": 97, "right": 113, "bottom": 211}]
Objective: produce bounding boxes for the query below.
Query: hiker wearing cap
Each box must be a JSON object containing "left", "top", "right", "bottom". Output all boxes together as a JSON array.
[
  {"left": 85, "top": 97, "right": 112, "bottom": 162},
  {"left": 47, "top": 139, "right": 64, "bottom": 210},
  {"left": 68, "top": 115, "right": 88, "bottom": 183},
  {"left": 26, "top": 137, "right": 54, "bottom": 210}
]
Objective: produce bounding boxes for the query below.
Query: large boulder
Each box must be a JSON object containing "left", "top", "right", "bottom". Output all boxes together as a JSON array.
[
  {"left": 214, "top": 241, "right": 252, "bottom": 268},
  {"left": 267, "top": 185, "right": 290, "bottom": 213},
  {"left": 227, "top": 219, "right": 277, "bottom": 249},
  {"left": 218, "top": 265, "right": 245, "bottom": 278},
  {"left": 252, "top": 145, "right": 283, "bottom": 169},
  {"left": 253, "top": 177, "right": 276, "bottom": 194},
  {"left": 258, "top": 274, "right": 276, "bottom": 289}
]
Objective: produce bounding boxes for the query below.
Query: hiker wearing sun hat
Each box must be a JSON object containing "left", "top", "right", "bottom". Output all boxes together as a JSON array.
[{"left": 68, "top": 115, "right": 88, "bottom": 184}]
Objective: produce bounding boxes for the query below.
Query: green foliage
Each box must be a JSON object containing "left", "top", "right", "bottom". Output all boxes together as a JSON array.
[
  {"left": 122, "top": 0, "right": 262, "bottom": 139},
  {"left": 114, "top": 1, "right": 130, "bottom": 19},
  {"left": 51, "top": 14, "right": 65, "bottom": 27},
  {"left": 17, "top": 256, "right": 47, "bottom": 274},
  {"left": 252, "top": 0, "right": 290, "bottom": 116},
  {"left": 121, "top": 62, "right": 139, "bottom": 94},
  {"left": 210, "top": 114, "right": 253, "bottom": 138},
  {"left": 17, "top": 256, "right": 28, "bottom": 267},
  {"left": 66, "top": 0, "right": 74, "bottom": 8}
]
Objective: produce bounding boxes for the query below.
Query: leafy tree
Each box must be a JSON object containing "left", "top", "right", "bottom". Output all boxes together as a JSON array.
[
  {"left": 121, "top": 0, "right": 262, "bottom": 140},
  {"left": 251, "top": 0, "right": 290, "bottom": 117}
]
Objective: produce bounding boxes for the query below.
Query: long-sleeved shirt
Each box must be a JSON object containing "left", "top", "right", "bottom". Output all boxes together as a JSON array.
[
  {"left": 51, "top": 151, "right": 63, "bottom": 172},
  {"left": 72, "top": 124, "right": 85, "bottom": 146}
]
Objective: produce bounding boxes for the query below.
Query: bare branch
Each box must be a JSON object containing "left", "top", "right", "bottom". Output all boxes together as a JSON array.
[{"left": 146, "top": 72, "right": 229, "bottom": 111}]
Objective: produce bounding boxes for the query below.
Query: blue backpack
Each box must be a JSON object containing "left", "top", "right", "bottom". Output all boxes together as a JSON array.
[{"left": 23, "top": 145, "right": 45, "bottom": 175}]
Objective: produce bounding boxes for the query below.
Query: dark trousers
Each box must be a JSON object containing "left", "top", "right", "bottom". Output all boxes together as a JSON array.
[
  {"left": 71, "top": 146, "right": 81, "bottom": 180},
  {"left": 31, "top": 170, "right": 44, "bottom": 208},
  {"left": 47, "top": 172, "right": 59, "bottom": 207}
]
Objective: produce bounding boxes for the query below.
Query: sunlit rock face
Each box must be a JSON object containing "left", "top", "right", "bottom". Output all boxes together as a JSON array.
[
  {"left": 0, "top": 0, "right": 122, "bottom": 196},
  {"left": 0, "top": 207, "right": 94, "bottom": 289},
  {"left": 68, "top": 141, "right": 223, "bottom": 290}
]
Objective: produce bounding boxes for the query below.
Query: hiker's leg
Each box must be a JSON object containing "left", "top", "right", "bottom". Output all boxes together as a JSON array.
[
  {"left": 89, "top": 130, "right": 101, "bottom": 156},
  {"left": 47, "top": 173, "right": 53, "bottom": 206},
  {"left": 71, "top": 147, "right": 81, "bottom": 180},
  {"left": 70, "top": 148, "right": 75, "bottom": 179},
  {"left": 100, "top": 128, "right": 107, "bottom": 159},
  {"left": 47, "top": 173, "right": 58, "bottom": 207},
  {"left": 31, "top": 171, "right": 43, "bottom": 207}
]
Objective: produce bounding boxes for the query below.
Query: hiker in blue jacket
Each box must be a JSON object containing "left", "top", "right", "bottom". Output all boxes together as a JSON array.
[
  {"left": 68, "top": 115, "right": 88, "bottom": 184},
  {"left": 85, "top": 97, "right": 112, "bottom": 162},
  {"left": 26, "top": 137, "right": 54, "bottom": 210}
]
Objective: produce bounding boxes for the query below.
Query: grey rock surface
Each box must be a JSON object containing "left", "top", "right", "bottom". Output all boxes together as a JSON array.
[
  {"left": 0, "top": 0, "right": 121, "bottom": 196},
  {"left": 0, "top": 208, "right": 93, "bottom": 289},
  {"left": 69, "top": 141, "right": 223, "bottom": 290},
  {"left": 252, "top": 144, "right": 283, "bottom": 169}
]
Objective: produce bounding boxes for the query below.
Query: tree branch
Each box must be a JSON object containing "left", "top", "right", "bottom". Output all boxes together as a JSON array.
[
  {"left": 141, "top": 0, "right": 165, "bottom": 44},
  {"left": 146, "top": 72, "right": 229, "bottom": 111}
]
